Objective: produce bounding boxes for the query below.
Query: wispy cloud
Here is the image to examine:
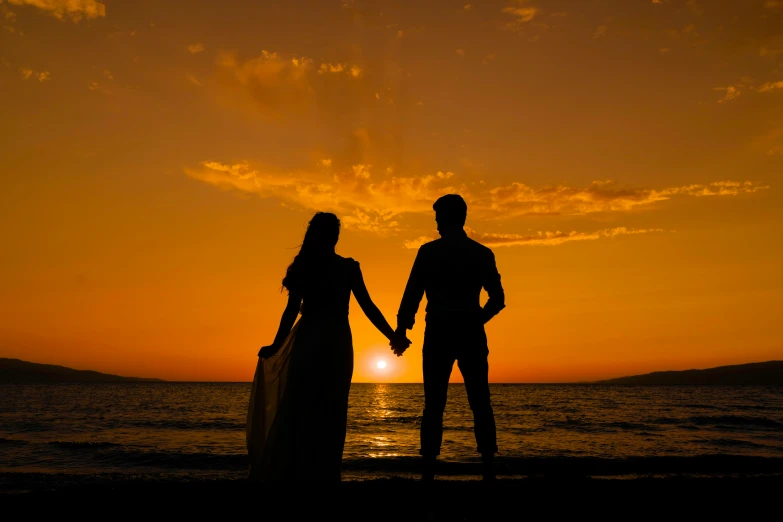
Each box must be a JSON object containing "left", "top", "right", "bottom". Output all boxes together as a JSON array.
[
  {"left": 216, "top": 50, "right": 317, "bottom": 118},
  {"left": 1, "top": 3, "right": 18, "bottom": 34},
  {"left": 502, "top": 0, "right": 538, "bottom": 25},
  {"left": 187, "top": 43, "right": 205, "bottom": 54},
  {"left": 712, "top": 77, "right": 783, "bottom": 102},
  {"left": 318, "top": 62, "right": 362, "bottom": 77},
  {"left": 20, "top": 67, "right": 49, "bottom": 81},
  {"left": 184, "top": 161, "right": 459, "bottom": 234},
  {"left": 8, "top": 0, "right": 106, "bottom": 22},
  {"left": 187, "top": 155, "right": 768, "bottom": 240},
  {"left": 488, "top": 180, "right": 767, "bottom": 217},
  {"left": 756, "top": 80, "right": 783, "bottom": 92},
  {"left": 216, "top": 50, "right": 365, "bottom": 120},
  {"left": 405, "top": 227, "right": 665, "bottom": 249},
  {"left": 714, "top": 85, "right": 741, "bottom": 103}
]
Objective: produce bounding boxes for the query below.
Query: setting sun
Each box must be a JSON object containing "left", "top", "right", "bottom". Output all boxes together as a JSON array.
[{"left": 376, "top": 360, "right": 387, "bottom": 370}]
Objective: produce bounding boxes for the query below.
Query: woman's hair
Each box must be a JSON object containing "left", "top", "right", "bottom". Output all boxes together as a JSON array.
[{"left": 282, "top": 212, "right": 341, "bottom": 293}]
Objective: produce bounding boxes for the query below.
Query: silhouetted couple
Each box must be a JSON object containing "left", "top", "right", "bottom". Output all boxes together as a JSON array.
[{"left": 246, "top": 194, "right": 505, "bottom": 483}]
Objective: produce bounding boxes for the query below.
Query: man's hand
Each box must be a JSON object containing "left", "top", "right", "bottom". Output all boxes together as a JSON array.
[
  {"left": 389, "top": 327, "right": 411, "bottom": 357},
  {"left": 258, "top": 344, "right": 278, "bottom": 359}
]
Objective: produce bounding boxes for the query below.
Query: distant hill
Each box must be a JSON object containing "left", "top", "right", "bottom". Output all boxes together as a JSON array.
[
  {"left": 594, "top": 361, "right": 783, "bottom": 385},
  {"left": 0, "top": 358, "right": 165, "bottom": 383}
]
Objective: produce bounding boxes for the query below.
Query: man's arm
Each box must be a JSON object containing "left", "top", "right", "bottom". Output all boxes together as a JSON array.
[
  {"left": 396, "top": 248, "right": 426, "bottom": 332},
  {"left": 480, "top": 250, "right": 505, "bottom": 324}
]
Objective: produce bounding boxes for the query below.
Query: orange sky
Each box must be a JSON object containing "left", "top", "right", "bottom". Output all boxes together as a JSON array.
[{"left": 1, "top": 0, "right": 781, "bottom": 383}]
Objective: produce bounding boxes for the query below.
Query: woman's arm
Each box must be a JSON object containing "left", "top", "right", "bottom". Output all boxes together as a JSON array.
[
  {"left": 351, "top": 263, "right": 397, "bottom": 341},
  {"left": 258, "top": 292, "right": 302, "bottom": 357}
]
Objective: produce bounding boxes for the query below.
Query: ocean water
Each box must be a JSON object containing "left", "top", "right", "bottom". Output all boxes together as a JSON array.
[{"left": 1, "top": 383, "right": 782, "bottom": 480}]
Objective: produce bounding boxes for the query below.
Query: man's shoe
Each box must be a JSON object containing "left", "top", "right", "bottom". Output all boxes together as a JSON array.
[
  {"left": 481, "top": 454, "right": 495, "bottom": 482},
  {"left": 421, "top": 456, "right": 436, "bottom": 482}
]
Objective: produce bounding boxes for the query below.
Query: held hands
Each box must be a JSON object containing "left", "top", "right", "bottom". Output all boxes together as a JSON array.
[{"left": 389, "top": 327, "right": 412, "bottom": 357}]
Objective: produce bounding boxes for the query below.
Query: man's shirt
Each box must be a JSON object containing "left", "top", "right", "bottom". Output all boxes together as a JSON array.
[{"left": 397, "top": 229, "right": 505, "bottom": 330}]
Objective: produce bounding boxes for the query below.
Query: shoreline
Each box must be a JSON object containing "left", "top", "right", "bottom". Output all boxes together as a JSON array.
[{"left": 3, "top": 472, "right": 781, "bottom": 519}]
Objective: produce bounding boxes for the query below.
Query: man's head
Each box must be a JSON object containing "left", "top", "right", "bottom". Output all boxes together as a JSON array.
[{"left": 433, "top": 194, "right": 467, "bottom": 235}]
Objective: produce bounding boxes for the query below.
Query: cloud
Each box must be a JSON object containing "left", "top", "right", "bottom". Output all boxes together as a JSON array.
[
  {"left": 2, "top": 4, "right": 18, "bottom": 33},
  {"left": 756, "top": 80, "right": 783, "bottom": 92},
  {"left": 7, "top": 0, "right": 106, "bottom": 22},
  {"left": 488, "top": 180, "right": 768, "bottom": 216},
  {"left": 661, "top": 180, "right": 768, "bottom": 196},
  {"left": 319, "top": 62, "right": 345, "bottom": 74},
  {"left": 216, "top": 50, "right": 365, "bottom": 119},
  {"left": 713, "top": 85, "right": 740, "bottom": 103},
  {"left": 317, "top": 62, "right": 361, "bottom": 77},
  {"left": 186, "top": 74, "right": 202, "bottom": 86},
  {"left": 187, "top": 153, "right": 769, "bottom": 242},
  {"left": 187, "top": 43, "right": 205, "bottom": 54},
  {"left": 455, "top": 49, "right": 466, "bottom": 57},
  {"left": 184, "top": 161, "right": 460, "bottom": 234},
  {"left": 217, "top": 50, "right": 316, "bottom": 118},
  {"left": 19, "top": 67, "right": 48, "bottom": 81},
  {"left": 502, "top": 1, "right": 538, "bottom": 25},
  {"left": 403, "top": 236, "right": 433, "bottom": 249},
  {"left": 405, "top": 227, "right": 665, "bottom": 249}
]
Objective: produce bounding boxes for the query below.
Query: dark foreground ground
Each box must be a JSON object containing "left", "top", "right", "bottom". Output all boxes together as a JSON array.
[{"left": 2, "top": 473, "right": 782, "bottom": 520}]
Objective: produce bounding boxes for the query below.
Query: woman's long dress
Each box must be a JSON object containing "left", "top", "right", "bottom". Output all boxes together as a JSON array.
[{"left": 247, "top": 255, "right": 358, "bottom": 481}]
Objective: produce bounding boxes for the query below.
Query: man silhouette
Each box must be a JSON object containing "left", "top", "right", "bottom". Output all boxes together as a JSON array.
[{"left": 392, "top": 194, "right": 505, "bottom": 481}]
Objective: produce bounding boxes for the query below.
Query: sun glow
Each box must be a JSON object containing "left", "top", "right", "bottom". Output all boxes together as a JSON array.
[{"left": 376, "top": 360, "right": 387, "bottom": 370}]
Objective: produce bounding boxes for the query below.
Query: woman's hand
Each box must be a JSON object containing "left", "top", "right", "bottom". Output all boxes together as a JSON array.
[{"left": 258, "top": 344, "right": 278, "bottom": 359}]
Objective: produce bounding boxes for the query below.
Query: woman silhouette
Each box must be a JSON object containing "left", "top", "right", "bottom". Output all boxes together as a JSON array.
[{"left": 246, "top": 212, "right": 409, "bottom": 481}]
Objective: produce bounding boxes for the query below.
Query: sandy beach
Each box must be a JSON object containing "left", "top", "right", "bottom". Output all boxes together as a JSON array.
[{"left": 2, "top": 473, "right": 781, "bottom": 520}]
